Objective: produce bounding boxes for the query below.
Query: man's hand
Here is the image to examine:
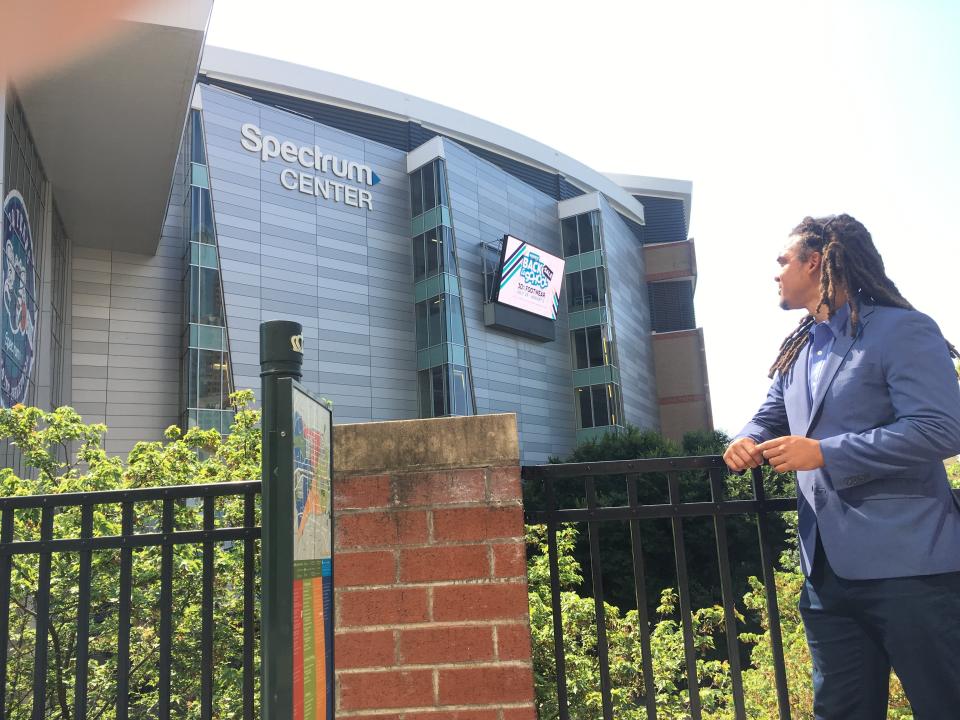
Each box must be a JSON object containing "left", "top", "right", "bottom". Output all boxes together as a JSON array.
[
  {"left": 756, "top": 436, "right": 824, "bottom": 472},
  {"left": 723, "top": 437, "right": 764, "bottom": 471}
]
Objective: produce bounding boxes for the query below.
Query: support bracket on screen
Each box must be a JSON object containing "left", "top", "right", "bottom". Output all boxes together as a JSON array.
[{"left": 483, "top": 301, "right": 556, "bottom": 342}]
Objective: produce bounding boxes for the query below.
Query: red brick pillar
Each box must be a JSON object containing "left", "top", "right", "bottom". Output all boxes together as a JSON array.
[{"left": 332, "top": 413, "right": 535, "bottom": 720}]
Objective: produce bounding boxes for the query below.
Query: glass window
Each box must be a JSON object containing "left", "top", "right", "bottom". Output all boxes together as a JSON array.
[
  {"left": 189, "top": 349, "right": 199, "bottom": 409},
  {"left": 422, "top": 164, "right": 436, "bottom": 212},
  {"left": 182, "top": 348, "right": 192, "bottom": 409},
  {"left": 572, "top": 328, "right": 589, "bottom": 370},
  {"left": 428, "top": 297, "right": 444, "bottom": 347},
  {"left": 577, "top": 214, "right": 595, "bottom": 254},
  {"left": 412, "top": 234, "right": 426, "bottom": 281},
  {"left": 567, "top": 271, "right": 584, "bottom": 312},
  {"left": 220, "top": 358, "right": 231, "bottom": 408},
  {"left": 591, "top": 385, "right": 611, "bottom": 427},
  {"left": 191, "top": 187, "right": 215, "bottom": 245},
  {"left": 425, "top": 227, "right": 440, "bottom": 276},
  {"left": 436, "top": 159, "right": 448, "bottom": 207},
  {"left": 586, "top": 326, "right": 605, "bottom": 368},
  {"left": 446, "top": 295, "right": 466, "bottom": 346},
  {"left": 590, "top": 212, "right": 602, "bottom": 250},
  {"left": 190, "top": 111, "right": 206, "bottom": 165},
  {"left": 573, "top": 327, "right": 613, "bottom": 370},
  {"left": 197, "top": 349, "right": 223, "bottom": 409},
  {"left": 431, "top": 365, "right": 446, "bottom": 417},
  {"left": 410, "top": 169, "right": 423, "bottom": 217},
  {"left": 448, "top": 364, "right": 470, "bottom": 416},
  {"left": 198, "top": 267, "right": 224, "bottom": 326},
  {"left": 188, "top": 265, "right": 200, "bottom": 324},
  {"left": 581, "top": 269, "right": 600, "bottom": 310},
  {"left": 561, "top": 217, "right": 579, "bottom": 257},
  {"left": 610, "top": 385, "right": 622, "bottom": 426},
  {"left": 415, "top": 301, "right": 429, "bottom": 350},
  {"left": 438, "top": 226, "right": 456, "bottom": 274},
  {"left": 597, "top": 266, "right": 606, "bottom": 306},
  {"left": 577, "top": 387, "right": 593, "bottom": 429},
  {"left": 191, "top": 163, "right": 209, "bottom": 188},
  {"left": 417, "top": 369, "right": 431, "bottom": 418}
]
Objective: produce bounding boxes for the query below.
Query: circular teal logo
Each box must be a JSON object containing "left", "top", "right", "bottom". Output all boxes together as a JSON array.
[{"left": 2, "top": 190, "right": 37, "bottom": 407}]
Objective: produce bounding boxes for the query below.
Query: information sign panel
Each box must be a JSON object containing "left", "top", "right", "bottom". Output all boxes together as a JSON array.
[{"left": 288, "top": 383, "right": 334, "bottom": 720}]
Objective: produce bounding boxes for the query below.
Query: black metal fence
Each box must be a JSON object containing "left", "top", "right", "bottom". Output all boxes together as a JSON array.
[
  {"left": 0, "top": 480, "right": 261, "bottom": 720},
  {"left": 523, "top": 456, "right": 798, "bottom": 720}
]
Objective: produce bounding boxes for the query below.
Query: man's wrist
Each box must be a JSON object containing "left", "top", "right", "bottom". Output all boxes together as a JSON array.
[{"left": 812, "top": 438, "right": 825, "bottom": 469}]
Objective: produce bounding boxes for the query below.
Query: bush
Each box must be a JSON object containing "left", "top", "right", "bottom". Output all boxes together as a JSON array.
[
  {"left": 0, "top": 392, "right": 260, "bottom": 719},
  {"left": 527, "top": 517, "right": 916, "bottom": 719}
]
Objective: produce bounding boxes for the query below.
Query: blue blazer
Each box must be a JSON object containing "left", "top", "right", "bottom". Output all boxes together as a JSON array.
[{"left": 739, "top": 303, "right": 960, "bottom": 579}]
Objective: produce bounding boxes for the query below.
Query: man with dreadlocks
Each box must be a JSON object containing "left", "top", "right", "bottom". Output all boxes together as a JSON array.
[{"left": 723, "top": 214, "right": 960, "bottom": 719}]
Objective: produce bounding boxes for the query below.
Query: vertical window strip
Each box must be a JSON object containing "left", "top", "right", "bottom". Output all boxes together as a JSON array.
[
  {"left": 182, "top": 109, "right": 232, "bottom": 434},
  {"left": 409, "top": 159, "right": 475, "bottom": 418},
  {"left": 563, "top": 210, "right": 626, "bottom": 432}
]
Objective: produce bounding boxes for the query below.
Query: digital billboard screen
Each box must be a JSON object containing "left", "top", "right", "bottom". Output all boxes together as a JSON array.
[{"left": 495, "top": 235, "right": 565, "bottom": 320}]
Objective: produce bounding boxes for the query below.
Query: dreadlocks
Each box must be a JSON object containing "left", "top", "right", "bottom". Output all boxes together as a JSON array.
[{"left": 768, "top": 213, "right": 960, "bottom": 378}]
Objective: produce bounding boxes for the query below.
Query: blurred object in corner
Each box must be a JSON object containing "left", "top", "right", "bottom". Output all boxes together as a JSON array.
[{"left": 0, "top": 0, "right": 155, "bottom": 81}]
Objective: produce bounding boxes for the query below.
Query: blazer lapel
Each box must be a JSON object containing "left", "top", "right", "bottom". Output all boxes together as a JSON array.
[{"left": 804, "top": 303, "right": 874, "bottom": 436}]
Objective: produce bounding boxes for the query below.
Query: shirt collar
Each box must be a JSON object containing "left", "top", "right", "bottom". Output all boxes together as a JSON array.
[{"left": 810, "top": 302, "right": 851, "bottom": 338}]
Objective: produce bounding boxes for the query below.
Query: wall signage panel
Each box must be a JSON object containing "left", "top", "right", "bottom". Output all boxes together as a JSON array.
[
  {"left": 496, "top": 235, "right": 565, "bottom": 320},
  {"left": 1, "top": 190, "right": 38, "bottom": 407},
  {"left": 240, "top": 123, "right": 380, "bottom": 210}
]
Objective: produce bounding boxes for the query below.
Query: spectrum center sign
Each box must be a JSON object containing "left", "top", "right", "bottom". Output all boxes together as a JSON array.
[{"left": 240, "top": 123, "right": 380, "bottom": 210}]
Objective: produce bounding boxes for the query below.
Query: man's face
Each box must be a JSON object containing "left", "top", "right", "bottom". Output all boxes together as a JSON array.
[{"left": 775, "top": 237, "right": 821, "bottom": 311}]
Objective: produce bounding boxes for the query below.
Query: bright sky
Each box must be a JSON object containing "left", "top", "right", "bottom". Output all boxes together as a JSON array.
[{"left": 207, "top": 0, "right": 960, "bottom": 436}]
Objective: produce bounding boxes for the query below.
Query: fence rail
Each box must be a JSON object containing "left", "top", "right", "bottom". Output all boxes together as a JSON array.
[
  {"left": 0, "top": 480, "right": 261, "bottom": 720},
  {"left": 525, "top": 456, "right": 960, "bottom": 719},
  {"left": 524, "top": 457, "right": 795, "bottom": 720}
]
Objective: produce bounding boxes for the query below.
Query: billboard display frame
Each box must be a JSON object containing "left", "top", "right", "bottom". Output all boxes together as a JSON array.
[{"left": 493, "top": 234, "right": 565, "bottom": 321}]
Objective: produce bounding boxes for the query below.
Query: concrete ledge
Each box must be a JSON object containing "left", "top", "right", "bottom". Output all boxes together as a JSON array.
[{"left": 334, "top": 413, "right": 519, "bottom": 475}]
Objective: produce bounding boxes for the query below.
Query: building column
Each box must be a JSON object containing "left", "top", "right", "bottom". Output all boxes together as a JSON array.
[{"left": 33, "top": 183, "right": 56, "bottom": 410}]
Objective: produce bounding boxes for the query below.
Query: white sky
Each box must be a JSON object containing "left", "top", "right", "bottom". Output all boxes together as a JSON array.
[{"left": 207, "top": 0, "right": 960, "bottom": 436}]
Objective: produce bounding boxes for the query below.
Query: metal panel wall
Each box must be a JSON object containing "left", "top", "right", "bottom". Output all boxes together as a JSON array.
[
  {"left": 632, "top": 194, "right": 687, "bottom": 244},
  {"left": 616, "top": 210, "right": 646, "bottom": 245},
  {"left": 600, "top": 196, "right": 659, "bottom": 430},
  {"left": 201, "top": 78, "right": 414, "bottom": 151},
  {"left": 70, "top": 157, "right": 185, "bottom": 456},
  {"left": 443, "top": 140, "right": 576, "bottom": 464},
  {"left": 199, "top": 79, "right": 585, "bottom": 204},
  {"left": 200, "top": 86, "right": 417, "bottom": 423}
]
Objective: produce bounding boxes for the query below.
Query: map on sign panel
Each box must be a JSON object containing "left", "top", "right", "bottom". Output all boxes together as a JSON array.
[{"left": 293, "top": 393, "right": 332, "bottom": 562}]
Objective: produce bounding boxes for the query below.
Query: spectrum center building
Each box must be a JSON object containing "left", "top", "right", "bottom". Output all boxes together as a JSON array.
[{"left": 1, "top": 17, "right": 711, "bottom": 463}]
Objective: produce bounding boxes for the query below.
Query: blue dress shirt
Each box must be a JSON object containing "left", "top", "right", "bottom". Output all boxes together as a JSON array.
[{"left": 807, "top": 303, "right": 851, "bottom": 405}]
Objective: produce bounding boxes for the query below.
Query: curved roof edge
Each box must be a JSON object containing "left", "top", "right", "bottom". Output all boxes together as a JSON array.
[{"left": 199, "top": 46, "right": 655, "bottom": 226}]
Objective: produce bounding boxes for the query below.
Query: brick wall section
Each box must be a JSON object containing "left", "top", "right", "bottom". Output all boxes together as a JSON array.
[{"left": 332, "top": 414, "right": 535, "bottom": 720}]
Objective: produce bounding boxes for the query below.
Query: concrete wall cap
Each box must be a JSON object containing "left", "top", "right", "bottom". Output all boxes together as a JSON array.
[{"left": 334, "top": 413, "right": 520, "bottom": 475}]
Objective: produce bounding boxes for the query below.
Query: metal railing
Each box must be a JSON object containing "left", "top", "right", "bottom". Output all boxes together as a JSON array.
[
  {"left": 523, "top": 457, "right": 797, "bottom": 720},
  {"left": 0, "top": 480, "right": 261, "bottom": 720}
]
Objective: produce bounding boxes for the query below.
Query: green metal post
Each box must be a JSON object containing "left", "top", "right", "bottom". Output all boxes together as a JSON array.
[{"left": 260, "top": 320, "right": 304, "bottom": 720}]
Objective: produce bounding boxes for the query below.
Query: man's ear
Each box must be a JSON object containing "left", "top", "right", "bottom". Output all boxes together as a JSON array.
[{"left": 806, "top": 250, "right": 823, "bottom": 273}]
